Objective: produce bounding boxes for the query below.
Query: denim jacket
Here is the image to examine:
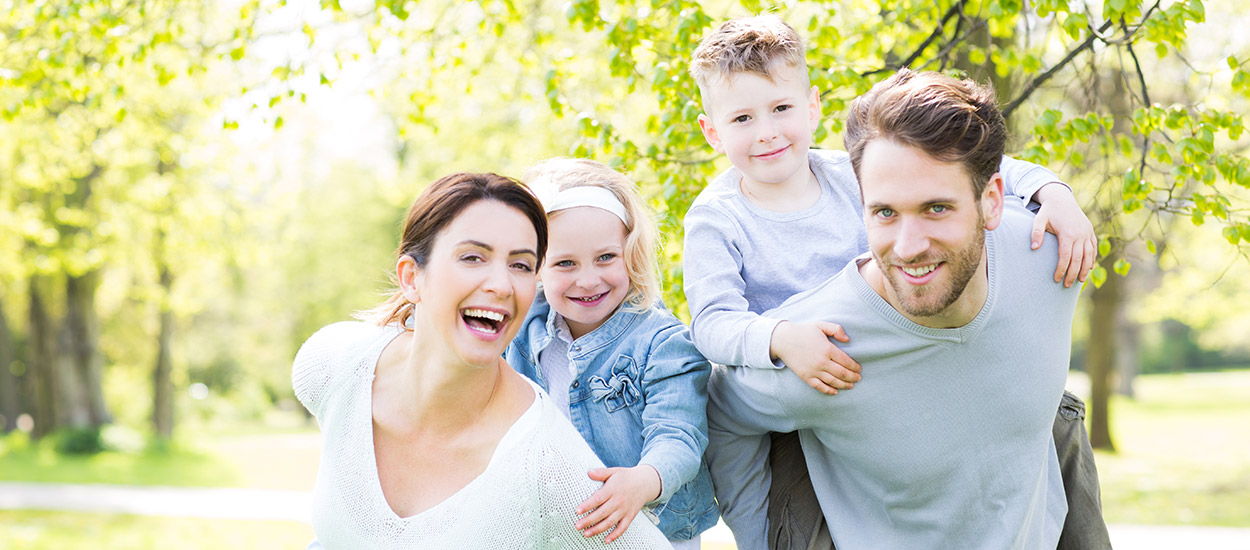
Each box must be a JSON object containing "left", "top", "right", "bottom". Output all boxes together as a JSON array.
[{"left": 505, "top": 293, "right": 719, "bottom": 540}]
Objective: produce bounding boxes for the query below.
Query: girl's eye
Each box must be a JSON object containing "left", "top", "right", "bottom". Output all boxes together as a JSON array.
[
  {"left": 553, "top": 259, "right": 574, "bottom": 268},
  {"left": 597, "top": 253, "right": 616, "bottom": 262}
]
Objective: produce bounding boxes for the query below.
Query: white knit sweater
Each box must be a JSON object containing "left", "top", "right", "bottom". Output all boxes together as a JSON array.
[{"left": 293, "top": 321, "right": 674, "bottom": 549}]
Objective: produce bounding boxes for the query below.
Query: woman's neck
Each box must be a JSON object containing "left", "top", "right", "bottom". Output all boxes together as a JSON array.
[{"left": 373, "top": 327, "right": 504, "bottom": 437}]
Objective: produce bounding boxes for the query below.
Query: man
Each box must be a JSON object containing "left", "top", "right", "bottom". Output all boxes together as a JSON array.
[{"left": 706, "top": 69, "right": 1087, "bottom": 550}]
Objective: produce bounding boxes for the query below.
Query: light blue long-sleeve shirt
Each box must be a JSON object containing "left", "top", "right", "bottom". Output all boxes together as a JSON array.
[{"left": 705, "top": 200, "right": 1081, "bottom": 550}]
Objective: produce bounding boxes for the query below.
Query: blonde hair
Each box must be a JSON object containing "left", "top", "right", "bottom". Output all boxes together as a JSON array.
[
  {"left": 523, "top": 158, "right": 660, "bottom": 312},
  {"left": 689, "top": 15, "right": 809, "bottom": 109}
]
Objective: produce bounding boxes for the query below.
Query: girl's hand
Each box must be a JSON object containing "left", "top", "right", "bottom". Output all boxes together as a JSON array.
[{"left": 574, "top": 465, "right": 662, "bottom": 543}]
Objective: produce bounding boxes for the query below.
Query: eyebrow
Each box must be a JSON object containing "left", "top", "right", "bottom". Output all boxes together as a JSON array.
[
  {"left": 459, "top": 240, "right": 537, "bottom": 257},
  {"left": 865, "top": 197, "right": 958, "bottom": 210}
]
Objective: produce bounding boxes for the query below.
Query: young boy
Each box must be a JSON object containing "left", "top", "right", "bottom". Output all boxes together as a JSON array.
[{"left": 683, "top": 15, "right": 1110, "bottom": 550}]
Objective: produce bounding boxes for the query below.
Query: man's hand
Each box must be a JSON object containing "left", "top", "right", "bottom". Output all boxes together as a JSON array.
[
  {"left": 770, "top": 321, "right": 861, "bottom": 395},
  {"left": 1031, "top": 183, "right": 1096, "bottom": 288},
  {"left": 574, "top": 465, "right": 662, "bottom": 543}
]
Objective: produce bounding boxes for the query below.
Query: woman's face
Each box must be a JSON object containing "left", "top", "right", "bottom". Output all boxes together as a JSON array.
[{"left": 410, "top": 199, "right": 539, "bottom": 367}]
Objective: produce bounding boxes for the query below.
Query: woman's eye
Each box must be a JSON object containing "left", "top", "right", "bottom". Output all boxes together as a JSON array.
[
  {"left": 460, "top": 254, "right": 485, "bottom": 263},
  {"left": 511, "top": 261, "right": 534, "bottom": 273}
]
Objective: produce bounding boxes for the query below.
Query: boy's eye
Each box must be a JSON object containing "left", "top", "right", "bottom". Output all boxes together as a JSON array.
[
  {"left": 775, "top": 104, "right": 792, "bottom": 113},
  {"left": 732, "top": 114, "right": 750, "bottom": 124}
]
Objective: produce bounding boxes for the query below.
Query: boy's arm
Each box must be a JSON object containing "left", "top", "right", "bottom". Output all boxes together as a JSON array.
[
  {"left": 999, "top": 156, "right": 1096, "bottom": 287},
  {"left": 683, "top": 204, "right": 784, "bottom": 369}
]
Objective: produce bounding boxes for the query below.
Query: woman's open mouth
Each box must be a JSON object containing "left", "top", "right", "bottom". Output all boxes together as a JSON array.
[{"left": 461, "top": 307, "right": 508, "bottom": 336}]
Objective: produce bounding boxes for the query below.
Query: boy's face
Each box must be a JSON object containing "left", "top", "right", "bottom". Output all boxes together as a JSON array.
[{"left": 697, "top": 62, "right": 821, "bottom": 190}]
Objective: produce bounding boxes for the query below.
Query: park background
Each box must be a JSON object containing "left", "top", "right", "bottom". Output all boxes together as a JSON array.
[{"left": 2, "top": 0, "right": 1249, "bottom": 547}]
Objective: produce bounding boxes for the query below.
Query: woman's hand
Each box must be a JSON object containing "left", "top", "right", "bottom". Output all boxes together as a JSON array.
[{"left": 574, "top": 465, "right": 662, "bottom": 543}]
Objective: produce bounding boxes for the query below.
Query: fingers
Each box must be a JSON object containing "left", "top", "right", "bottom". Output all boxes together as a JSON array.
[
  {"left": 579, "top": 504, "right": 621, "bottom": 538},
  {"left": 815, "top": 321, "right": 850, "bottom": 343},
  {"left": 1053, "top": 234, "right": 1074, "bottom": 284},
  {"left": 1062, "top": 238, "right": 1082, "bottom": 288},
  {"left": 1078, "top": 237, "right": 1096, "bottom": 283},
  {"left": 805, "top": 376, "right": 839, "bottom": 396},
  {"left": 603, "top": 513, "right": 634, "bottom": 543},
  {"left": 576, "top": 487, "right": 610, "bottom": 517},
  {"left": 586, "top": 468, "right": 614, "bottom": 482},
  {"left": 829, "top": 347, "right": 862, "bottom": 376},
  {"left": 1031, "top": 214, "right": 1048, "bottom": 250}
]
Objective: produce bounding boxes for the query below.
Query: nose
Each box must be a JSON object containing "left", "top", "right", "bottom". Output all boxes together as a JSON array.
[
  {"left": 575, "top": 266, "right": 601, "bottom": 290},
  {"left": 757, "top": 117, "right": 778, "bottom": 143},
  {"left": 481, "top": 261, "right": 514, "bottom": 297},
  {"left": 893, "top": 217, "right": 930, "bottom": 262}
]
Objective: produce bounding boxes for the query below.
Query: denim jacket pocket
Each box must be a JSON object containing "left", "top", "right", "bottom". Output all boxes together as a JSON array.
[{"left": 587, "top": 355, "right": 641, "bottom": 413}]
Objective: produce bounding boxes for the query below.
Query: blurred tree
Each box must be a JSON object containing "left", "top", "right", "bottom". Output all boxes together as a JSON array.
[{"left": 0, "top": 0, "right": 256, "bottom": 440}]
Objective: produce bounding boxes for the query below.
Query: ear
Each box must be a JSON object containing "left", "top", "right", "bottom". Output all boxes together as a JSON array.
[
  {"left": 397, "top": 255, "right": 423, "bottom": 304},
  {"left": 807, "top": 85, "right": 822, "bottom": 133},
  {"left": 698, "top": 113, "right": 724, "bottom": 153},
  {"left": 980, "top": 173, "right": 1006, "bottom": 231}
]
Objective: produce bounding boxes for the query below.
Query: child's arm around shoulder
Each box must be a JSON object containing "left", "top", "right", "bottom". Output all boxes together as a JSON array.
[{"left": 999, "top": 156, "right": 1095, "bottom": 288}]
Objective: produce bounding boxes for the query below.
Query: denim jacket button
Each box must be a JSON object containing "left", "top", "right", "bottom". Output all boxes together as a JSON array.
[{"left": 572, "top": 380, "right": 580, "bottom": 389}]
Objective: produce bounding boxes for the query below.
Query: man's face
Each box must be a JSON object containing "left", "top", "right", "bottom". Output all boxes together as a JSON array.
[
  {"left": 859, "top": 139, "right": 1002, "bottom": 326},
  {"left": 696, "top": 62, "right": 821, "bottom": 191}
]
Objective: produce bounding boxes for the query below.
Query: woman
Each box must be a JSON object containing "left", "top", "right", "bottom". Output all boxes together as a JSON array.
[{"left": 292, "top": 173, "right": 672, "bottom": 548}]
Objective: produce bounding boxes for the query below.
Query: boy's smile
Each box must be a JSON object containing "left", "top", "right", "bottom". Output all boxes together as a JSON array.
[{"left": 697, "top": 61, "right": 821, "bottom": 201}]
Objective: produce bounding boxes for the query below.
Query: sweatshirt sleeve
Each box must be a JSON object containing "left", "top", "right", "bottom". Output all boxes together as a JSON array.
[
  {"left": 682, "top": 203, "right": 782, "bottom": 369},
  {"left": 999, "top": 156, "right": 1065, "bottom": 205}
]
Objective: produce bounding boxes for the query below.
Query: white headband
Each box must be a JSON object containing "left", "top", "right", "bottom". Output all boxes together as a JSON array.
[{"left": 536, "top": 185, "right": 629, "bottom": 225}]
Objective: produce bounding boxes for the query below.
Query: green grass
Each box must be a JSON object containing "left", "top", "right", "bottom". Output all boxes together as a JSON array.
[
  {"left": 0, "top": 370, "right": 1246, "bottom": 550},
  {"left": 1087, "top": 370, "right": 1250, "bottom": 527},
  {"left": 0, "top": 510, "right": 313, "bottom": 549}
]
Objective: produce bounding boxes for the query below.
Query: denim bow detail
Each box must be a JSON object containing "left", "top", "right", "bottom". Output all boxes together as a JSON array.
[{"left": 588, "top": 371, "right": 641, "bottom": 411}]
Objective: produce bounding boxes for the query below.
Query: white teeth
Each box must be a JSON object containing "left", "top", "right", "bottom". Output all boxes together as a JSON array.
[
  {"left": 901, "top": 264, "right": 937, "bottom": 277},
  {"left": 463, "top": 308, "right": 504, "bottom": 322},
  {"left": 573, "top": 293, "right": 605, "bottom": 302}
]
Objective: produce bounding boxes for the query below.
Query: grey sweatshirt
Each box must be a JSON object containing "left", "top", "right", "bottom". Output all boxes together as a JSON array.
[{"left": 705, "top": 200, "right": 1081, "bottom": 550}]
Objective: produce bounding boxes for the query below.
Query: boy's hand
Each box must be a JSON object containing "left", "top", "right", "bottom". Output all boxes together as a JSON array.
[
  {"left": 1031, "top": 183, "right": 1096, "bottom": 288},
  {"left": 771, "top": 321, "right": 861, "bottom": 395},
  {"left": 574, "top": 465, "right": 662, "bottom": 543}
]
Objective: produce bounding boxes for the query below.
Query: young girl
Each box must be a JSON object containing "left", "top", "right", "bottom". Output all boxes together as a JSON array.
[{"left": 505, "top": 158, "right": 718, "bottom": 549}]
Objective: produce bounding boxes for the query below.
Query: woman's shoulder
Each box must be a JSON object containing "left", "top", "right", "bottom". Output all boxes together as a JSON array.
[{"left": 292, "top": 321, "right": 397, "bottom": 417}]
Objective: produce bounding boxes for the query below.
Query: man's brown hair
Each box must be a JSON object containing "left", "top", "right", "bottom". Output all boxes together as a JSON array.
[{"left": 844, "top": 69, "right": 1006, "bottom": 196}]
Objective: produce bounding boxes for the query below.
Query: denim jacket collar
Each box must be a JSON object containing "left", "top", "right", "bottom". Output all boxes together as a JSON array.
[{"left": 542, "top": 296, "right": 642, "bottom": 357}]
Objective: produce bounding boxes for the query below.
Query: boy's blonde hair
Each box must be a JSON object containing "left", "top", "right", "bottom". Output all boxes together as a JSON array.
[
  {"left": 524, "top": 158, "right": 660, "bottom": 312},
  {"left": 689, "top": 15, "right": 809, "bottom": 109}
]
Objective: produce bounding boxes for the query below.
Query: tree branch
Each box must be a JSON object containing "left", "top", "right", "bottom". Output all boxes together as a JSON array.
[
  {"left": 863, "top": 0, "right": 965, "bottom": 77},
  {"left": 1002, "top": 18, "right": 1115, "bottom": 120}
]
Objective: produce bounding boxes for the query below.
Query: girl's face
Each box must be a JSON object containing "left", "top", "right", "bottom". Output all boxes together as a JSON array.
[
  {"left": 541, "top": 206, "right": 632, "bottom": 339},
  {"left": 407, "top": 200, "right": 539, "bottom": 367}
]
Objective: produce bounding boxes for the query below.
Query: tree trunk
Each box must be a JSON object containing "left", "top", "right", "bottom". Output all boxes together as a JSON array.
[
  {"left": 153, "top": 265, "right": 175, "bottom": 440},
  {"left": 0, "top": 298, "right": 19, "bottom": 432},
  {"left": 1086, "top": 250, "right": 1122, "bottom": 451},
  {"left": 66, "top": 272, "right": 111, "bottom": 426},
  {"left": 1116, "top": 312, "right": 1138, "bottom": 398},
  {"left": 27, "top": 276, "right": 59, "bottom": 438}
]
